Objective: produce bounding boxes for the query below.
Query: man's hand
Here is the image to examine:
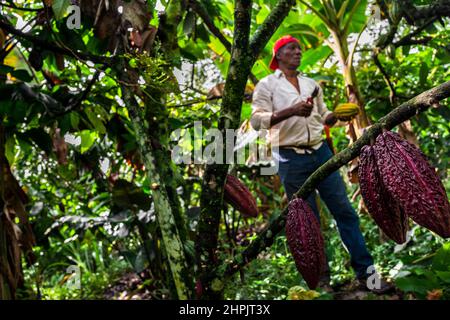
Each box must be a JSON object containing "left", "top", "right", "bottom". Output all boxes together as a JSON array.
[
  {"left": 324, "top": 112, "right": 354, "bottom": 126},
  {"left": 324, "top": 113, "right": 338, "bottom": 126},
  {"left": 292, "top": 101, "right": 314, "bottom": 117}
]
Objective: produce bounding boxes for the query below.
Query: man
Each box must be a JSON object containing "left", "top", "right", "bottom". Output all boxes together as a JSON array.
[{"left": 250, "top": 35, "right": 392, "bottom": 294}]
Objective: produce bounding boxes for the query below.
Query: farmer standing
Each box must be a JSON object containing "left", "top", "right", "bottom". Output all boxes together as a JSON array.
[{"left": 250, "top": 35, "right": 392, "bottom": 293}]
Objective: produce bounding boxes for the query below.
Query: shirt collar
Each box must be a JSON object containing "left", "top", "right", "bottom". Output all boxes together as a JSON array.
[{"left": 274, "top": 69, "right": 301, "bottom": 78}]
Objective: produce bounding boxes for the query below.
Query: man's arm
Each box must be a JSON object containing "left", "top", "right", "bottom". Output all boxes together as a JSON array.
[
  {"left": 251, "top": 80, "right": 315, "bottom": 129},
  {"left": 270, "top": 101, "right": 314, "bottom": 127},
  {"left": 324, "top": 113, "right": 338, "bottom": 126}
]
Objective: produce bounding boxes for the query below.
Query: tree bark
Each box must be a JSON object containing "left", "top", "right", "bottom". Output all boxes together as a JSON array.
[
  {"left": 195, "top": 0, "right": 296, "bottom": 299},
  {"left": 196, "top": 0, "right": 253, "bottom": 299},
  {"left": 118, "top": 68, "right": 191, "bottom": 299}
]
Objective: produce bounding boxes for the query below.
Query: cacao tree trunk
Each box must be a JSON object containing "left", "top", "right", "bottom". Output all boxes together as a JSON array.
[
  {"left": 195, "top": 0, "right": 297, "bottom": 299},
  {"left": 118, "top": 69, "right": 191, "bottom": 299},
  {"left": 330, "top": 30, "right": 370, "bottom": 135},
  {"left": 196, "top": 0, "right": 254, "bottom": 299},
  {"left": 0, "top": 218, "right": 12, "bottom": 300}
]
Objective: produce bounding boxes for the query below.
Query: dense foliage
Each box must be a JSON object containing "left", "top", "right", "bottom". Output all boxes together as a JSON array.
[{"left": 0, "top": 0, "right": 448, "bottom": 300}]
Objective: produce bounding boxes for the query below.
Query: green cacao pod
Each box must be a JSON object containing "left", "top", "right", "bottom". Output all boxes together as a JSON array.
[
  {"left": 286, "top": 198, "right": 326, "bottom": 289},
  {"left": 334, "top": 103, "right": 360, "bottom": 120},
  {"left": 374, "top": 131, "right": 450, "bottom": 238},
  {"left": 359, "top": 145, "right": 408, "bottom": 244},
  {"left": 224, "top": 174, "right": 258, "bottom": 218}
]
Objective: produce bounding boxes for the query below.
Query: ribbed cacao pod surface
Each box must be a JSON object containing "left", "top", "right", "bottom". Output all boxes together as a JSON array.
[
  {"left": 224, "top": 174, "right": 258, "bottom": 218},
  {"left": 359, "top": 145, "right": 408, "bottom": 244},
  {"left": 374, "top": 131, "right": 450, "bottom": 238},
  {"left": 286, "top": 198, "right": 326, "bottom": 289},
  {"left": 334, "top": 103, "right": 360, "bottom": 119}
]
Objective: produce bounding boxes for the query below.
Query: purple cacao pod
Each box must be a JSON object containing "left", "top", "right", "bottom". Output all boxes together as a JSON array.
[
  {"left": 374, "top": 131, "right": 450, "bottom": 238},
  {"left": 359, "top": 145, "right": 408, "bottom": 244},
  {"left": 286, "top": 198, "right": 326, "bottom": 289},
  {"left": 224, "top": 174, "right": 258, "bottom": 218}
]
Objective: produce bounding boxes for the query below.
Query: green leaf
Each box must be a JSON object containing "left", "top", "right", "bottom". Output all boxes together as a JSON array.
[
  {"left": 168, "top": 118, "right": 185, "bottom": 130},
  {"left": 0, "top": 64, "right": 14, "bottom": 74},
  {"left": 416, "top": 113, "right": 429, "bottom": 128},
  {"left": 10, "top": 100, "right": 29, "bottom": 123},
  {"left": 52, "top": 0, "right": 71, "bottom": 20},
  {"left": 11, "top": 69, "right": 33, "bottom": 82},
  {"left": 395, "top": 275, "right": 438, "bottom": 295},
  {"left": 134, "top": 248, "right": 147, "bottom": 273},
  {"left": 434, "top": 105, "right": 450, "bottom": 119},
  {"left": 5, "top": 135, "right": 16, "bottom": 165},
  {"left": 79, "top": 130, "right": 98, "bottom": 154},
  {"left": 240, "top": 103, "right": 252, "bottom": 121},
  {"left": 256, "top": 4, "right": 270, "bottom": 24},
  {"left": 112, "top": 179, "right": 152, "bottom": 211},
  {"left": 84, "top": 107, "right": 106, "bottom": 134},
  {"left": 301, "top": 45, "right": 333, "bottom": 70},
  {"left": 435, "top": 271, "right": 450, "bottom": 284},
  {"left": 58, "top": 113, "right": 72, "bottom": 135},
  {"left": 70, "top": 112, "right": 80, "bottom": 130},
  {"left": 183, "top": 11, "right": 196, "bottom": 36},
  {"left": 23, "top": 128, "right": 53, "bottom": 154},
  {"left": 419, "top": 62, "right": 429, "bottom": 87},
  {"left": 402, "top": 45, "right": 410, "bottom": 56},
  {"left": 336, "top": 0, "right": 350, "bottom": 20},
  {"left": 0, "top": 100, "right": 12, "bottom": 117},
  {"left": 432, "top": 243, "right": 450, "bottom": 271}
]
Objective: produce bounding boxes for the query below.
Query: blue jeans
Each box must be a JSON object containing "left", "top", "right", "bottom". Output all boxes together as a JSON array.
[{"left": 274, "top": 143, "right": 373, "bottom": 278}]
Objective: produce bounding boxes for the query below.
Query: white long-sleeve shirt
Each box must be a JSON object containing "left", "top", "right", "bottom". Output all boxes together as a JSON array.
[{"left": 250, "top": 69, "right": 333, "bottom": 153}]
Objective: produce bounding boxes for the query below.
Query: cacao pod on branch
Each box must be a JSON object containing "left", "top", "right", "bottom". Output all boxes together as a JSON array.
[
  {"left": 374, "top": 131, "right": 450, "bottom": 238},
  {"left": 224, "top": 174, "right": 258, "bottom": 218},
  {"left": 286, "top": 198, "right": 326, "bottom": 289},
  {"left": 333, "top": 103, "right": 360, "bottom": 120},
  {"left": 359, "top": 145, "right": 408, "bottom": 244}
]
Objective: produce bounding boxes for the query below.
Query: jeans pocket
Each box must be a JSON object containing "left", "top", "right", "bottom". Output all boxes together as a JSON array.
[{"left": 272, "top": 149, "right": 292, "bottom": 163}]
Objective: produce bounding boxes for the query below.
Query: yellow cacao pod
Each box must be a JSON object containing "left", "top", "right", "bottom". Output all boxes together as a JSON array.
[{"left": 334, "top": 103, "right": 360, "bottom": 119}]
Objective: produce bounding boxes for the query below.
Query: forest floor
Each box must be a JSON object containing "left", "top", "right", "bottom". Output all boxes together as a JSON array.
[
  {"left": 103, "top": 271, "right": 407, "bottom": 300},
  {"left": 104, "top": 272, "right": 155, "bottom": 300},
  {"left": 331, "top": 281, "right": 404, "bottom": 300}
]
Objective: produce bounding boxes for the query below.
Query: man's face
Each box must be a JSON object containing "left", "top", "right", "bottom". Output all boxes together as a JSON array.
[{"left": 276, "top": 42, "right": 302, "bottom": 69}]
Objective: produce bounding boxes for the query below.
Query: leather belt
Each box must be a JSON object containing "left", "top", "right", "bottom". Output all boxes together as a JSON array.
[{"left": 279, "top": 140, "right": 324, "bottom": 153}]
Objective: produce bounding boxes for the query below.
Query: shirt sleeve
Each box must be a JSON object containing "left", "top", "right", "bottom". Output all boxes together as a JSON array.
[
  {"left": 315, "top": 85, "right": 333, "bottom": 122},
  {"left": 250, "top": 80, "right": 273, "bottom": 130}
]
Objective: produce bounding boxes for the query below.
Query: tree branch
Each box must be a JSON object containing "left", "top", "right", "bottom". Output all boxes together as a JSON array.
[
  {"left": 15, "top": 70, "right": 103, "bottom": 118},
  {"left": 393, "top": 17, "right": 438, "bottom": 47},
  {"left": 297, "top": 0, "right": 333, "bottom": 30},
  {"left": 400, "top": 0, "right": 450, "bottom": 24},
  {"left": 188, "top": 0, "right": 259, "bottom": 85},
  {"left": 210, "top": 80, "right": 450, "bottom": 283},
  {"left": 0, "top": 19, "right": 114, "bottom": 65},
  {"left": 249, "top": 0, "right": 296, "bottom": 56},
  {"left": 188, "top": 0, "right": 232, "bottom": 52},
  {"left": 372, "top": 53, "right": 396, "bottom": 103}
]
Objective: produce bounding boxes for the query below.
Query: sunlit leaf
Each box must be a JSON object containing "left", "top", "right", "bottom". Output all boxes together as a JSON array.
[
  {"left": 52, "top": 0, "right": 71, "bottom": 20},
  {"left": 79, "top": 130, "right": 98, "bottom": 154}
]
